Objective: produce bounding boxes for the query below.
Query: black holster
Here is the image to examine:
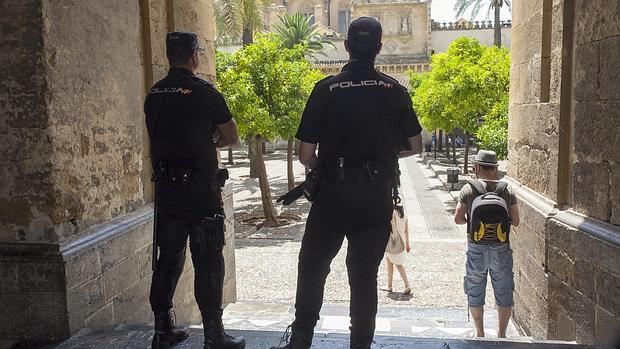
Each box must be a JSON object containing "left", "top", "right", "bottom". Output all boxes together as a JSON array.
[{"left": 191, "top": 213, "right": 226, "bottom": 256}]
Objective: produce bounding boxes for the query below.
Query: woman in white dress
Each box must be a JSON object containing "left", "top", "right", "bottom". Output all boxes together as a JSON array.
[{"left": 381, "top": 205, "right": 412, "bottom": 294}]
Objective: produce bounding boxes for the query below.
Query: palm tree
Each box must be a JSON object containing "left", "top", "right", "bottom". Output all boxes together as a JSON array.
[
  {"left": 214, "top": 0, "right": 268, "bottom": 46},
  {"left": 273, "top": 12, "right": 335, "bottom": 59},
  {"left": 454, "top": 0, "right": 511, "bottom": 47},
  {"left": 215, "top": 0, "right": 269, "bottom": 171}
]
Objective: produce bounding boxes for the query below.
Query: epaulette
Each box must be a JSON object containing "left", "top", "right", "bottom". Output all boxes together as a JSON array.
[
  {"left": 315, "top": 75, "right": 335, "bottom": 86},
  {"left": 192, "top": 75, "right": 216, "bottom": 89},
  {"left": 377, "top": 71, "right": 405, "bottom": 90},
  {"left": 318, "top": 75, "right": 334, "bottom": 83}
]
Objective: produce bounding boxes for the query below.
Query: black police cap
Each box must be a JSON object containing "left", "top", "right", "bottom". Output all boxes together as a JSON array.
[
  {"left": 166, "top": 31, "right": 201, "bottom": 50},
  {"left": 347, "top": 17, "right": 382, "bottom": 52}
]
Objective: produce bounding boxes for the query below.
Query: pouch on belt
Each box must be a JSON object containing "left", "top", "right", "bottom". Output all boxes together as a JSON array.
[{"left": 190, "top": 212, "right": 226, "bottom": 255}]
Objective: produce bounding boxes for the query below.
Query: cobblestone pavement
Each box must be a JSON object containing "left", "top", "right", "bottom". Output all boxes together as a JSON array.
[{"left": 223, "top": 149, "right": 510, "bottom": 337}]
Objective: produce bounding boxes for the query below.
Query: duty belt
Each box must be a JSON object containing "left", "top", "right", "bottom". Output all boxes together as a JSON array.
[
  {"left": 153, "top": 161, "right": 229, "bottom": 188},
  {"left": 321, "top": 157, "right": 392, "bottom": 185},
  {"left": 153, "top": 161, "right": 194, "bottom": 185}
]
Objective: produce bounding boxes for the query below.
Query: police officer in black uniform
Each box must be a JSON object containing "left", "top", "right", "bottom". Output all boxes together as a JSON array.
[
  {"left": 145, "top": 31, "right": 245, "bottom": 349},
  {"left": 271, "top": 18, "right": 422, "bottom": 349}
]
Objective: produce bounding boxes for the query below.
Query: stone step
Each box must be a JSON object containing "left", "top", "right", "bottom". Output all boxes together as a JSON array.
[
  {"left": 223, "top": 302, "right": 526, "bottom": 340},
  {"left": 53, "top": 326, "right": 597, "bottom": 349}
]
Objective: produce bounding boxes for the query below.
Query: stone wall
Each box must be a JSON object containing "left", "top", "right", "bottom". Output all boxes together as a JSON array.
[
  {"left": 0, "top": 0, "right": 236, "bottom": 344},
  {"left": 352, "top": 1, "right": 430, "bottom": 59},
  {"left": 0, "top": 0, "right": 54, "bottom": 244},
  {"left": 431, "top": 27, "right": 512, "bottom": 53},
  {"left": 508, "top": 0, "right": 620, "bottom": 346}
]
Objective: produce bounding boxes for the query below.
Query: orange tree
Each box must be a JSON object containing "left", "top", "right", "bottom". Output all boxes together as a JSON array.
[{"left": 217, "top": 34, "right": 324, "bottom": 225}]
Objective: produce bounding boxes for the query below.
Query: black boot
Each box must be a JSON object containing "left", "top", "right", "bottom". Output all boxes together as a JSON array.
[
  {"left": 152, "top": 311, "right": 190, "bottom": 349},
  {"left": 203, "top": 320, "right": 245, "bottom": 349},
  {"left": 350, "top": 332, "right": 373, "bottom": 349},
  {"left": 269, "top": 325, "right": 313, "bottom": 349}
]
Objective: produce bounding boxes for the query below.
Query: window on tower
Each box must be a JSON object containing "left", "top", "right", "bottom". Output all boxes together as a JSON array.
[{"left": 338, "top": 10, "right": 351, "bottom": 33}]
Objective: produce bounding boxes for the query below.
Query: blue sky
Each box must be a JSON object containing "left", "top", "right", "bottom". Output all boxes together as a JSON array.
[{"left": 431, "top": 0, "right": 512, "bottom": 23}]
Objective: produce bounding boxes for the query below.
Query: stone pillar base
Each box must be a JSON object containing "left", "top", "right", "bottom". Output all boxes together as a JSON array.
[{"left": 0, "top": 183, "right": 236, "bottom": 345}]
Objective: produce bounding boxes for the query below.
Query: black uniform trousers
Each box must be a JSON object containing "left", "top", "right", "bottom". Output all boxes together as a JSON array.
[
  {"left": 149, "top": 186, "right": 225, "bottom": 323},
  {"left": 292, "top": 179, "right": 393, "bottom": 343}
]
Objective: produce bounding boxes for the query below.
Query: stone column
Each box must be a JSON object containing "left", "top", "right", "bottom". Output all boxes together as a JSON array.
[
  {"left": 508, "top": 0, "right": 620, "bottom": 346},
  {"left": 0, "top": 0, "right": 236, "bottom": 344},
  {"left": 314, "top": 4, "right": 325, "bottom": 26}
]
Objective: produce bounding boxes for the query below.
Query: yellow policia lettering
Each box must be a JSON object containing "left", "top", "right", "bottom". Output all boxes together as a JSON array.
[
  {"left": 150, "top": 87, "right": 193, "bottom": 94},
  {"left": 328, "top": 80, "right": 394, "bottom": 91}
]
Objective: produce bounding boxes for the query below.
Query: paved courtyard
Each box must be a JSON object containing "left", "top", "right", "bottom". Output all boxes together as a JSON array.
[
  {"left": 47, "top": 149, "right": 602, "bottom": 349},
  {"left": 223, "top": 148, "right": 514, "bottom": 339}
]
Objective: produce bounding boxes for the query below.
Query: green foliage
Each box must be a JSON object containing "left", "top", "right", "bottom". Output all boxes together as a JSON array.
[
  {"left": 216, "top": 34, "right": 325, "bottom": 140},
  {"left": 214, "top": 0, "right": 268, "bottom": 45},
  {"left": 476, "top": 97, "right": 508, "bottom": 159},
  {"left": 410, "top": 37, "right": 510, "bottom": 151},
  {"left": 273, "top": 12, "right": 335, "bottom": 59}
]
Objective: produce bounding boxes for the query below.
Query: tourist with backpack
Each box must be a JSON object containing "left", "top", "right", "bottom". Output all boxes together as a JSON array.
[
  {"left": 453, "top": 150, "right": 520, "bottom": 338},
  {"left": 381, "top": 204, "right": 412, "bottom": 295}
]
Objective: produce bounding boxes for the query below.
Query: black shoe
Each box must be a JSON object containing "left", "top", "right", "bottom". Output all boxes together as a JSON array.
[
  {"left": 152, "top": 311, "right": 190, "bottom": 349},
  {"left": 203, "top": 320, "right": 245, "bottom": 349},
  {"left": 350, "top": 332, "right": 373, "bottom": 349},
  {"left": 269, "top": 325, "right": 313, "bottom": 349}
]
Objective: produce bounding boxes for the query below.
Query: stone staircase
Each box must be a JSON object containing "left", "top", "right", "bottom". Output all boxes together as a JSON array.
[
  {"left": 49, "top": 302, "right": 600, "bottom": 349},
  {"left": 222, "top": 302, "right": 525, "bottom": 340}
]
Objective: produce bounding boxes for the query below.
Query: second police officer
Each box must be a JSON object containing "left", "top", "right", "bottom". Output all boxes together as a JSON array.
[
  {"left": 144, "top": 32, "right": 245, "bottom": 349},
  {"left": 271, "top": 17, "right": 423, "bottom": 349}
]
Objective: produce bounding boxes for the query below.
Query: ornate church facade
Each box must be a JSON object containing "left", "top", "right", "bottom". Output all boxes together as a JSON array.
[{"left": 265, "top": 0, "right": 432, "bottom": 84}]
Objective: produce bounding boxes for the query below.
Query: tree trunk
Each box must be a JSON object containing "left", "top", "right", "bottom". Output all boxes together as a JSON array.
[
  {"left": 464, "top": 132, "right": 470, "bottom": 175},
  {"left": 293, "top": 138, "right": 300, "bottom": 155},
  {"left": 262, "top": 141, "right": 267, "bottom": 154},
  {"left": 452, "top": 129, "right": 457, "bottom": 165},
  {"left": 248, "top": 136, "right": 259, "bottom": 178},
  {"left": 249, "top": 135, "right": 278, "bottom": 227},
  {"left": 438, "top": 129, "right": 443, "bottom": 151},
  {"left": 242, "top": 27, "right": 253, "bottom": 46},
  {"left": 494, "top": 5, "right": 502, "bottom": 47},
  {"left": 287, "top": 138, "right": 295, "bottom": 190},
  {"left": 227, "top": 147, "right": 233, "bottom": 165},
  {"left": 445, "top": 132, "right": 450, "bottom": 158},
  {"left": 433, "top": 130, "right": 438, "bottom": 158}
]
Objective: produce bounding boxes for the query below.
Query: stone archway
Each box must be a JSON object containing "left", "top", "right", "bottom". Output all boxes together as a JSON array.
[
  {"left": 0, "top": 0, "right": 236, "bottom": 344},
  {"left": 0, "top": 0, "right": 618, "bottom": 347}
]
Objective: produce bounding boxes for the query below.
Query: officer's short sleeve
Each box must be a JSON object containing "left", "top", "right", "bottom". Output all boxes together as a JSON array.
[
  {"left": 206, "top": 89, "right": 233, "bottom": 125},
  {"left": 295, "top": 83, "right": 327, "bottom": 144},
  {"left": 399, "top": 89, "right": 423, "bottom": 138}
]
